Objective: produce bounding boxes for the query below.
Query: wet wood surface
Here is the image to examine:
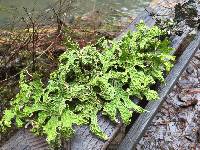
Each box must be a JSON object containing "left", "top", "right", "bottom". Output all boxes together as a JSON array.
[
  {"left": 1, "top": 0, "right": 199, "bottom": 150},
  {"left": 119, "top": 32, "right": 200, "bottom": 150}
]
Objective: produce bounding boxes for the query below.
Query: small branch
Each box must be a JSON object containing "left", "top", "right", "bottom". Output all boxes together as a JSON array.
[
  {"left": 0, "top": 34, "right": 61, "bottom": 84},
  {"left": 101, "top": 122, "right": 123, "bottom": 150}
]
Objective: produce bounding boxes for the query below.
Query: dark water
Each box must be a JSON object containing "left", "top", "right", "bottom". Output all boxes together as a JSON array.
[{"left": 0, "top": 0, "right": 151, "bottom": 27}]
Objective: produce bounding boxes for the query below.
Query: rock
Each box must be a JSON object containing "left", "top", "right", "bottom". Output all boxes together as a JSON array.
[{"left": 121, "top": 7, "right": 128, "bottom": 11}]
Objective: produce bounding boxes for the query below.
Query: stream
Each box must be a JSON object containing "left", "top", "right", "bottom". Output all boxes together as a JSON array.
[{"left": 0, "top": 0, "right": 151, "bottom": 28}]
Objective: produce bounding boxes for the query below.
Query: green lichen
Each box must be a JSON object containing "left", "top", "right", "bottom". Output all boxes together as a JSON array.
[{"left": 0, "top": 21, "right": 175, "bottom": 145}]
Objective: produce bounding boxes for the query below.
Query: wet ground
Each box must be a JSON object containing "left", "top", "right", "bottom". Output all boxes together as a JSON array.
[{"left": 137, "top": 49, "right": 200, "bottom": 149}]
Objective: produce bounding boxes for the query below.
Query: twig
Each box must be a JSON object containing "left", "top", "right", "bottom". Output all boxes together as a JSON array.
[
  {"left": 23, "top": 7, "right": 38, "bottom": 72},
  {"left": 0, "top": 34, "right": 61, "bottom": 84},
  {"left": 101, "top": 122, "right": 123, "bottom": 150}
]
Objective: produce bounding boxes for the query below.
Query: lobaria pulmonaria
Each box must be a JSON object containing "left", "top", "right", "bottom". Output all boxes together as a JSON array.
[{"left": 0, "top": 21, "right": 175, "bottom": 146}]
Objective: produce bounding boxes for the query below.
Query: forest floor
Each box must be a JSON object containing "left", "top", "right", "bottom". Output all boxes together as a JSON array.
[{"left": 137, "top": 49, "right": 200, "bottom": 149}]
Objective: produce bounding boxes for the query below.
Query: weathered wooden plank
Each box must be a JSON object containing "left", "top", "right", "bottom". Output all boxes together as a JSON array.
[
  {"left": 1, "top": 1, "right": 192, "bottom": 150},
  {"left": 1, "top": 129, "right": 49, "bottom": 150},
  {"left": 118, "top": 32, "right": 200, "bottom": 150}
]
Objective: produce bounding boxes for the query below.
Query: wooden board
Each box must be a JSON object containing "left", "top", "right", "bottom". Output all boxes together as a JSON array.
[
  {"left": 1, "top": 1, "right": 197, "bottom": 150},
  {"left": 118, "top": 32, "right": 200, "bottom": 150}
]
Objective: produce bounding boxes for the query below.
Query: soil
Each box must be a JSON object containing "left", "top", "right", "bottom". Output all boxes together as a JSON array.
[{"left": 137, "top": 49, "right": 200, "bottom": 149}]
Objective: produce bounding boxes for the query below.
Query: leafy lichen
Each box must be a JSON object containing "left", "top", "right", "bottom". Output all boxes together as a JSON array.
[{"left": 0, "top": 21, "right": 175, "bottom": 145}]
